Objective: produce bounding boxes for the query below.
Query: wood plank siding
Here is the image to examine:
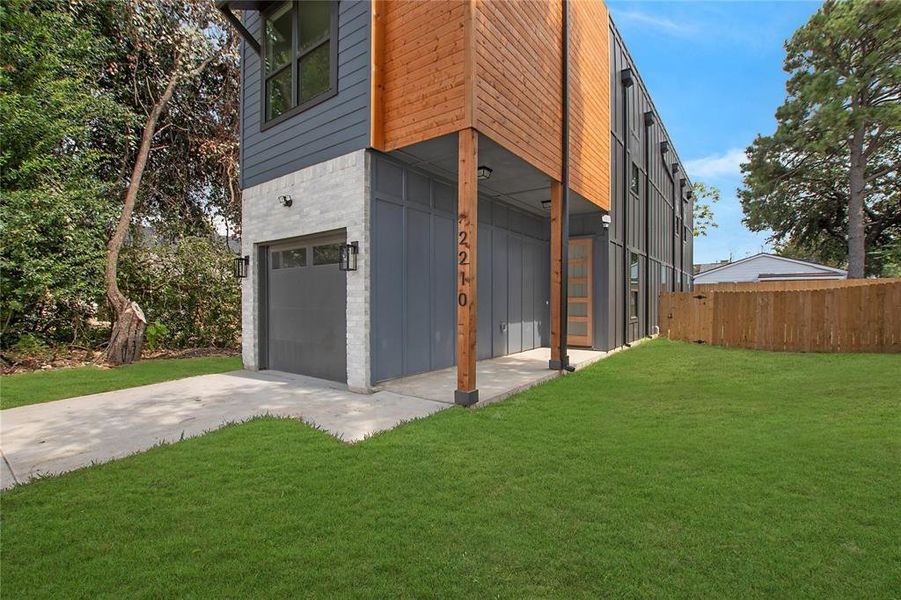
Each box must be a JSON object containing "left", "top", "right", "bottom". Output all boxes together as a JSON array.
[
  {"left": 374, "top": 0, "right": 611, "bottom": 211},
  {"left": 473, "top": 0, "right": 564, "bottom": 183},
  {"left": 378, "top": 0, "right": 467, "bottom": 150},
  {"left": 568, "top": 0, "right": 611, "bottom": 210}
]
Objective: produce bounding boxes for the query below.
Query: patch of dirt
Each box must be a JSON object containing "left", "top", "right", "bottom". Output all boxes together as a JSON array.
[{"left": 0, "top": 347, "right": 239, "bottom": 375}]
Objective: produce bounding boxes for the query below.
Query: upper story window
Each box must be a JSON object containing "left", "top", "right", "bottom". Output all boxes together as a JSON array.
[{"left": 263, "top": 1, "right": 337, "bottom": 126}]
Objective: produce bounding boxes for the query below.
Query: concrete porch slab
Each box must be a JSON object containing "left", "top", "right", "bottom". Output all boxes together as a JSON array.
[
  {"left": 0, "top": 370, "right": 447, "bottom": 489},
  {"left": 378, "top": 347, "right": 606, "bottom": 406}
]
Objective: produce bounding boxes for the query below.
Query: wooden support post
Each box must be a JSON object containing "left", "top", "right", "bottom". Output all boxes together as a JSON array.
[
  {"left": 369, "top": 0, "right": 385, "bottom": 150},
  {"left": 549, "top": 180, "right": 564, "bottom": 369},
  {"left": 455, "top": 128, "right": 479, "bottom": 406}
]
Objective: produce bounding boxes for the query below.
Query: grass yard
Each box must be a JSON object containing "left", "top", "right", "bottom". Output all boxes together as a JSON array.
[
  {"left": 1, "top": 340, "right": 898, "bottom": 597},
  {"left": 0, "top": 355, "right": 242, "bottom": 409}
]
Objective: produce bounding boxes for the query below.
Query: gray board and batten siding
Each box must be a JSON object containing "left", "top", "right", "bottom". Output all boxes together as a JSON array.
[
  {"left": 606, "top": 19, "right": 694, "bottom": 349},
  {"left": 370, "top": 154, "right": 553, "bottom": 383},
  {"left": 240, "top": 1, "right": 371, "bottom": 189}
]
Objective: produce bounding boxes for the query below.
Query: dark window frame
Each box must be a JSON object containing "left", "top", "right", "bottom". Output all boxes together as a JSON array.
[
  {"left": 629, "top": 253, "right": 640, "bottom": 321},
  {"left": 261, "top": 0, "right": 339, "bottom": 131},
  {"left": 630, "top": 162, "right": 640, "bottom": 195}
]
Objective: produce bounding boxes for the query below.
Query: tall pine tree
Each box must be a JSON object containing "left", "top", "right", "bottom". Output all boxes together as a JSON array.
[{"left": 740, "top": 0, "right": 900, "bottom": 277}]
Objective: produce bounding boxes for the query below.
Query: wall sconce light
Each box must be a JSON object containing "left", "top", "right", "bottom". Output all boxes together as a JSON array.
[
  {"left": 477, "top": 165, "right": 493, "bottom": 180},
  {"left": 660, "top": 141, "right": 670, "bottom": 155},
  {"left": 541, "top": 199, "right": 552, "bottom": 210},
  {"left": 601, "top": 214, "right": 612, "bottom": 229},
  {"left": 339, "top": 241, "right": 359, "bottom": 272},
  {"left": 621, "top": 68, "right": 634, "bottom": 88},
  {"left": 233, "top": 255, "right": 249, "bottom": 278},
  {"left": 279, "top": 194, "right": 293, "bottom": 207}
]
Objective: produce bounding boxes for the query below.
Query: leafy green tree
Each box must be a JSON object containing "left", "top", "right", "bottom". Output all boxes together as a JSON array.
[
  {"left": 101, "top": 0, "right": 237, "bottom": 364},
  {"left": 739, "top": 0, "right": 901, "bottom": 278},
  {"left": 691, "top": 182, "right": 719, "bottom": 237},
  {"left": 118, "top": 236, "right": 240, "bottom": 349},
  {"left": 0, "top": 0, "right": 132, "bottom": 347}
]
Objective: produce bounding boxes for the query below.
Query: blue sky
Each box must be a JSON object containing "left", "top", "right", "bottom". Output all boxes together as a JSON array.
[{"left": 607, "top": 1, "right": 821, "bottom": 264}]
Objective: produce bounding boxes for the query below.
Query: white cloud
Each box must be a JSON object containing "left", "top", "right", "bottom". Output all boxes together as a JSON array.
[
  {"left": 613, "top": 10, "right": 698, "bottom": 37},
  {"left": 684, "top": 148, "right": 747, "bottom": 180}
]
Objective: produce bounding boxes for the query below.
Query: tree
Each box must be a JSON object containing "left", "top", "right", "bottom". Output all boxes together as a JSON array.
[
  {"left": 691, "top": 182, "right": 719, "bottom": 237},
  {"left": 0, "top": 0, "right": 131, "bottom": 347},
  {"left": 103, "top": 0, "right": 233, "bottom": 364},
  {"left": 739, "top": 0, "right": 901, "bottom": 278}
]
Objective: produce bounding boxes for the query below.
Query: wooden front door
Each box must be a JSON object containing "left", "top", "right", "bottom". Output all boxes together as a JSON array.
[{"left": 567, "top": 238, "right": 593, "bottom": 347}]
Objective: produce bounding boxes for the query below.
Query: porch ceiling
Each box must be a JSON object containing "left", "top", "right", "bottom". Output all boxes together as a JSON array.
[{"left": 389, "top": 133, "right": 601, "bottom": 217}]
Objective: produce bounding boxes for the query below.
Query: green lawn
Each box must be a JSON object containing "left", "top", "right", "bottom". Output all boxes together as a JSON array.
[
  {"left": 0, "top": 355, "right": 242, "bottom": 409},
  {"left": 2, "top": 341, "right": 898, "bottom": 598}
]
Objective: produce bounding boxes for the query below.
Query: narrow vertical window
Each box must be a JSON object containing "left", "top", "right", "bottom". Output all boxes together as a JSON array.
[
  {"left": 629, "top": 254, "right": 640, "bottom": 320},
  {"left": 297, "top": 1, "right": 332, "bottom": 104},
  {"left": 264, "top": 3, "right": 293, "bottom": 121}
]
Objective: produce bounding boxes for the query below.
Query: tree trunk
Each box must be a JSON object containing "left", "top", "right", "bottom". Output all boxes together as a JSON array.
[
  {"left": 104, "top": 71, "right": 180, "bottom": 364},
  {"left": 107, "top": 301, "right": 147, "bottom": 364},
  {"left": 847, "top": 124, "right": 867, "bottom": 279}
]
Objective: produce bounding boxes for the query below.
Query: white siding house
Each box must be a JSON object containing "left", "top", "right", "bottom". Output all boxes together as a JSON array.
[{"left": 693, "top": 253, "right": 847, "bottom": 284}]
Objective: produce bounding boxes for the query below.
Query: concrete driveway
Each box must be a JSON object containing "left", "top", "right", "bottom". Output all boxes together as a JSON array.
[{"left": 0, "top": 370, "right": 448, "bottom": 489}]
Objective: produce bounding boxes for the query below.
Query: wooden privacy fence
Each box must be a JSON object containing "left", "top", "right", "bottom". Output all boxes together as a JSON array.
[
  {"left": 659, "top": 279, "right": 901, "bottom": 353},
  {"left": 694, "top": 279, "right": 879, "bottom": 293}
]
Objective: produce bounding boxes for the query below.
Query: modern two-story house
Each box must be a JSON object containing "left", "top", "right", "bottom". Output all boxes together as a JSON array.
[{"left": 218, "top": 0, "right": 694, "bottom": 405}]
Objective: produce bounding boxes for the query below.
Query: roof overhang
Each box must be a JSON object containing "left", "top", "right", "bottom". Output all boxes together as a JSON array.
[{"left": 216, "top": 0, "right": 276, "bottom": 55}]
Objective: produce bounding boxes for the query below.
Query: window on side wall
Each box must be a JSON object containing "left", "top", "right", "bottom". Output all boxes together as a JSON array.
[
  {"left": 263, "top": 1, "right": 336, "bottom": 125},
  {"left": 629, "top": 253, "right": 640, "bottom": 320},
  {"left": 630, "top": 163, "right": 640, "bottom": 195}
]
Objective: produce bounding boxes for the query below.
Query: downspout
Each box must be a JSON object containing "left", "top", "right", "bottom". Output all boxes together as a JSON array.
[
  {"left": 643, "top": 111, "right": 655, "bottom": 337},
  {"left": 558, "top": 0, "right": 574, "bottom": 371},
  {"left": 621, "top": 68, "right": 634, "bottom": 348},
  {"left": 671, "top": 162, "right": 679, "bottom": 290},
  {"left": 678, "top": 176, "right": 686, "bottom": 290}
]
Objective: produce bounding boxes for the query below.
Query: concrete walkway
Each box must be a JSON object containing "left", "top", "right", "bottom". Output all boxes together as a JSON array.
[
  {"left": 1, "top": 345, "right": 613, "bottom": 490},
  {"left": 380, "top": 347, "right": 606, "bottom": 405},
  {"left": 1, "top": 370, "right": 446, "bottom": 489}
]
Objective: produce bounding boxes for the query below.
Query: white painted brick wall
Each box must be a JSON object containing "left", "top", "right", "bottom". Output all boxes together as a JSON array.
[{"left": 240, "top": 149, "right": 372, "bottom": 391}]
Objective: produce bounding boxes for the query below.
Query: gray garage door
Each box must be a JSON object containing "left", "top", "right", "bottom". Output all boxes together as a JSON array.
[{"left": 266, "top": 234, "right": 347, "bottom": 382}]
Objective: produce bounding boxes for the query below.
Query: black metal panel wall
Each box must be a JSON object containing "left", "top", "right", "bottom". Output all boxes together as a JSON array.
[
  {"left": 371, "top": 154, "right": 551, "bottom": 383},
  {"left": 606, "top": 20, "right": 694, "bottom": 348}
]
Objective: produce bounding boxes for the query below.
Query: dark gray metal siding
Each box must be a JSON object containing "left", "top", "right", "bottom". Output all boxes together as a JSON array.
[
  {"left": 240, "top": 1, "right": 371, "bottom": 189},
  {"left": 371, "top": 154, "right": 550, "bottom": 383},
  {"left": 605, "top": 20, "right": 693, "bottom": 349}
]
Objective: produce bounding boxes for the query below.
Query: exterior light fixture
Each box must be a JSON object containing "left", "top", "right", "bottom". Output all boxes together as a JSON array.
[
  {"left": 644, "top": 111, "right": 656, "bottom": 127},
  {"left": 279, "top": 194, "right": 293, "bottom": 207},
  {"left": 671, "top": 162, "right": 679, "bottom": 175},
  {"left": 620, "top": 68, "right": 634, "bottom": 88},
  {"left": 477, "top": 165, "right": 493, "bottom": 180},
  {"left": 233, "top": 255, "right": 249, "bottom": 278},
  {"left": 339, "top": 241, "right": 359, "bottom": 272},
  {"left": 541, "top": 199, "right": 552, "bottom": 210},
  {"left": 601, "top": 214, "right": 611, "bottom": 229},
  {"left": 660, "top": 141, "right": 670, "bottom": 155}
]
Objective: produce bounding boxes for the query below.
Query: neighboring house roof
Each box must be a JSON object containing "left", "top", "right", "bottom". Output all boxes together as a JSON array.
[
  {"left": 693, "top": 253, "right": 847, "bottom": 284},
  {"left": 693, "top": 260, "right": 730, "bottom": 275}
]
